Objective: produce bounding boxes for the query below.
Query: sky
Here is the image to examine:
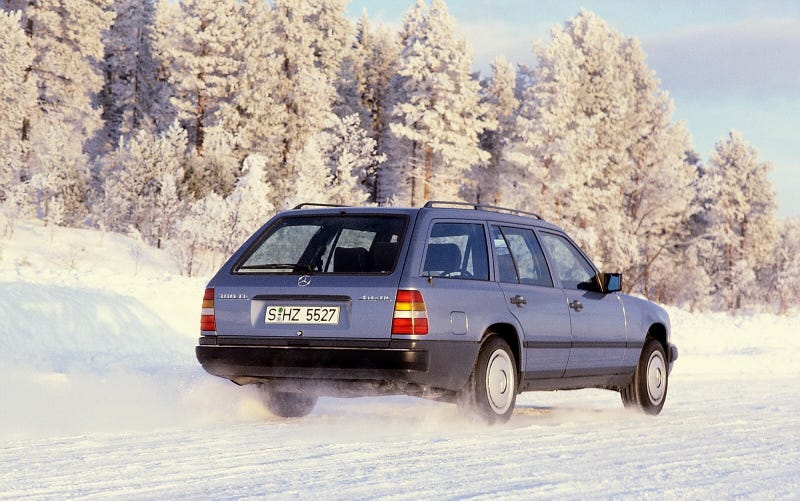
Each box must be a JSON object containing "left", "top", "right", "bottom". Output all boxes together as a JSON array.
[{"left": 346, "top": 0, "right": 800, "bottom": 217}]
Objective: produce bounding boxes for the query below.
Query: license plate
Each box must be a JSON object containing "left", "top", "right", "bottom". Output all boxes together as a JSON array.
[{"left": 265, "top": 306, "right": 340, "bottom": 325}]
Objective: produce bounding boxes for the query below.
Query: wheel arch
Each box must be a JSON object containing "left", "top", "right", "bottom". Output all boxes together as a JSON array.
[
  {"left": 646, "top": 322, "right": 668, "bottom": 352},
  {"left": 482, "top": 322, "right": 522, "bottom": 383}
]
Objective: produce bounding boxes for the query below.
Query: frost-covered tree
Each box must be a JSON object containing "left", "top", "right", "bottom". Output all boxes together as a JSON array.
[
  {"left": 171, "top": 192, "right": 226, "bottom": 277},
  {"left": 771, "top": 219, "right": 800, "bottom": 314},
  {"left": 98, "top": 122, "right": 189, "bottom": 247},
  {"left": 5, "top": 0, "right": 114, "bottom": 225},
  {"left": 266, "top": 0, "right": 347, "bottom": 203},
  {"left": 218, "top": 154, "right": 274, "bottom": 255},
  {"left": 99, "top": 0, "right": 163, "bottom": 153},
  {"left": 616, "top": 38, "right": 697, "bottom": 298},
  {"left": 325, "top": 114, "right": 383, "bottom": 206},
  {"left": 155, "top": 0, "right": 242, "bottom": 155},
  {"left": 287, "top": 114, "right": 380, "bottom": 208},
  {"left": 381, "top": 0, "right": 488, "bottom": 206},
  {"left": 0, "top": 10, "right": 36, "bottom": 201},
  {"left": 510, "top": 10, "right": 696, "bottom": 296},
  {"left": 703, "top": 131, "right": 778, "bottom": 312},
  {"left": 306, "top": 0, "right": 352, "bottom": 83},
  {"left": 218, "top": 0, "right": 284, "bottom": 166},
  {"left": 338, "top": 12, "right": 399, "bottom": 200},
  {"left": 473, "top": 55, "right": 517, "bottom": 205},
  {"left": 183, "top": 125, "right": 240, "bottom": 199}
]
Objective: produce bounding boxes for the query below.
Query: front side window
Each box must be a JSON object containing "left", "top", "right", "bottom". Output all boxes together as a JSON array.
[
  {"left": 235, "top": 215, "right": 406, "bottom": 274},
  {"left": 539, "top": 232, "right": 597, "bottom": 290},
  {"left": 422, "top": 222, "right": 489, "bottom": 280}
]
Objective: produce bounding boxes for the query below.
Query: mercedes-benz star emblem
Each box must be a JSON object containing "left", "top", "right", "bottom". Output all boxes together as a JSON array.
[{"left": 297, "top": 275, "right": 311, "bottom": 287}]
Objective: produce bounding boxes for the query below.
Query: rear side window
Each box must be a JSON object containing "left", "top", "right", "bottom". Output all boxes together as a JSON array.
[
  {"left": 491, "top": 226, "right": 553, "bottom": 287},
  {"left": 235, "top": 215, "right": 406, "bottom": 274},
  {"left": 422, "top": 222, "right": 489, "bottom": 280}
]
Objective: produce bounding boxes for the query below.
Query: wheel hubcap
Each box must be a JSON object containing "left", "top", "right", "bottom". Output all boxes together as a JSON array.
[
  {"left": 646, "top": 351, "right": 666, "bottom": 404},
  {"left": 486, "top": 349, "right": 514, "bottom": 414}
]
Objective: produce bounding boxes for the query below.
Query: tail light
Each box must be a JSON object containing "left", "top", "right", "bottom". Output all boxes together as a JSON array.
[
  {"left": 200, "top": 288, "right": 216, "bottom": 333},
  {"left": 391, "top": 289, "right": 428, "bottom": 335}
]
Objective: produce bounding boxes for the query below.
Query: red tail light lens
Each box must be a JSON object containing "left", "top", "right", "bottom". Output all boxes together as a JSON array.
[
  {"left": 392, "top": 289, "right": 428, "bottom": 335},
  {"left": 200, "top": 288, "right": 216, "bottom": 332}
]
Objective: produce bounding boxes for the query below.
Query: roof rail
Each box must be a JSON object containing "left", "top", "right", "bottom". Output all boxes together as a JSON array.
[
  {"left": 292, "top": 202, "right": 350, "bottom": 210},
  {"left": 423, "top": 200, "right": 541, "bottom": 219}
]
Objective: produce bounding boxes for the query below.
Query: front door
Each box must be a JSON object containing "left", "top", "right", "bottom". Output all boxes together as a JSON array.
[{"left": 538, "top": 232, "right": 627, "bottom": 377}]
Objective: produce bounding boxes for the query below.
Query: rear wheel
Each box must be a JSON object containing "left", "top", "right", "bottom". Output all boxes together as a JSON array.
[
  {"left": 257, "top": 385, "right": 317, "bottom": 418},
  {"left": 621, "top": 338, "right": 668, "bottom": 415},
  {"left": 457, "top": 336, "right": 517, "bottom": 424}
]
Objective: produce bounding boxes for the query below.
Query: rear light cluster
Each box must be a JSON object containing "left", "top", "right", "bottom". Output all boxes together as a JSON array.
[
  {"left": 200, "top": 288, "right": 216, "bottom": 333},
  {"left": 391, "top": 289, "right": 428, "bottom": 335}
]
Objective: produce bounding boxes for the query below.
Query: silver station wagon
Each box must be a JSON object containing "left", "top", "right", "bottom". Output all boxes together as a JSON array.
[{"left": 196, "top": 202, "right": 678, "bottom": 423}]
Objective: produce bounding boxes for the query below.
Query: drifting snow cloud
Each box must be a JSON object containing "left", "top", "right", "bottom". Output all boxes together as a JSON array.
[{"left": 644, "top": 17, "right": 800, "bottom": 98}]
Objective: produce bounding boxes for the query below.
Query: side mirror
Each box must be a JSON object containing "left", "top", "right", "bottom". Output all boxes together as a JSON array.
[{"left": 601, "top": 272, "right": 622, "bottom": 293}]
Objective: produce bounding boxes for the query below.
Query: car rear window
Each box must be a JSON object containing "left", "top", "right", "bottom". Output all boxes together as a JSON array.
[{"left": 235, "top": 215, "right": 407, "bottom": 274}]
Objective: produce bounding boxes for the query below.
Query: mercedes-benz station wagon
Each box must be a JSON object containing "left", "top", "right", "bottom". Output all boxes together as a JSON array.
[{"left": 196, "top": 201, "right": 678, "bottom": 423}]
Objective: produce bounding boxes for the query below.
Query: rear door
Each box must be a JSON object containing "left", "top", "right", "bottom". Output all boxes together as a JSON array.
[
  {"left": 538, "top": 231, "right": 627, "bottom": 376},
  {"left": 212, "top": 214, "right": 408, "bottom": 345},
  {"left": 491, "top": 225, "right": 571, "bottom": 379}
]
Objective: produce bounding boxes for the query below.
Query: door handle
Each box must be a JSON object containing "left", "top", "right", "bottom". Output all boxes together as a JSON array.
[
  {"left": 569, "top": 300, "right": 583, "bottom": 312},
  {"left": 510, "top": 295, "right": 527, "bottom": 306}
]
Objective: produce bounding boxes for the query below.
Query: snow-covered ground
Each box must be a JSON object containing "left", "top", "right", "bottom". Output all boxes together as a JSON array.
[{"left": 1, "top": 221, "right": 798, "bottom": 498}]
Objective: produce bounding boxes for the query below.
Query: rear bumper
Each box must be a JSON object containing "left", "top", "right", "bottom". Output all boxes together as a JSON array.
[{"left": 195, "top": 336, "right": 478, "bottom": 395}]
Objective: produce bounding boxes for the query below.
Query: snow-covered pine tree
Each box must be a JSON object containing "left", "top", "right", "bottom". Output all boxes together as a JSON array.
[
  {"left": 183, "top": 125, "right": 240, "bottom": 199},
  {"left": 337, "top": 12, "right": 399, "bottom": 201},
  {"left": 510, "top": 10, "right": 696, "bottom": 298},
  {"left": 217, "top": 0, "right": 285, "bottom": 167},
  {"left": 306, "top": 0, "right": 352, "bottom": 84},
  {"left": 325, "top": 114, "right": 383, "bottom": 206},
  {"left": 219, "top": 154, "right": 274, "bottom": 255},
  {"left": 473, "top": 55, "right": 517, "bottom": 205},
  {"left": 771, "top": 218, "right": 800, "bottom": 314},
  {"left": 381, "top": 0, "right": 488, "bottom": 206},
  {"left": 149, "top": 0, "right": 183, "bottom": 132},
  {"left": 615, "top": 37, "right": 697, "bottom": 300},
  {"left": 285, "top": 114, "right": 379, "bottom": 209},
  {"left": 99, "top": 0, "right": 163, "bottom": 153},
  {"left": 703, "top": 131, "right": 778, "bottom": 312},
  {"left": 266, "top": 0, "right": 346, "bottom": 205},
  {"left": 98, "top": 122, "right": 189, "bottom": 247},
  {"left": 0, "top": 10, "right": 36, "bottom": 202},
  {"left": 155, "top": 0, "right": 242, "bottom": 156},
  {"left": 4, "top": 0, "right": 114, "bottom": 225}
]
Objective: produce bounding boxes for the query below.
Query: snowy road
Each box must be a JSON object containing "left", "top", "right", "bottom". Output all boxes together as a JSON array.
[
  {"left": 2, "top": 223, "right": 799, "bottom": 498},
  {"left": 2, "top": 373, "right": 798, "bottom": 499}
]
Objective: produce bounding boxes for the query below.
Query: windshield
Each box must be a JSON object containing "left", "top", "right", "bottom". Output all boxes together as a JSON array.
[{"left": 235, "top": 215, "right": 407, "bottom": 274}]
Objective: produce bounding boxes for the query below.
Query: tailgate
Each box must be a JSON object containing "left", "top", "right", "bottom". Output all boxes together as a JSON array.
[{"left": 212, "top": 274, "right": 400, "bottom": 344}]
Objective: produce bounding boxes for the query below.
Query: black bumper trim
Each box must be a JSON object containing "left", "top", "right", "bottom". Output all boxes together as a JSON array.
[
  {"left": 196, "top": 343, "right": 428, "bottom": 378},
  {"left": 195, "top": 337, "right": 479, "bottom": 393}
]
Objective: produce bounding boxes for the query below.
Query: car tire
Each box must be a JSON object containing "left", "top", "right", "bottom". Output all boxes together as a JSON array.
[
  {"left": 457, "top": 336, "right": 517, "bottom": 424},
  {"left": 620, "top": 338, "right": 668, "bottom": 415},
  {"left": 258, "top": 385, "right": 317, "bottom": 418}
]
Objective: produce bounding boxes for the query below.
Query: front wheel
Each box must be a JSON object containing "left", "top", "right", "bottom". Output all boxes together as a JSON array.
[
  {"left": 457, "top": 337, "right": 517, "bottom": 424},
  {"left": 257, "top": 385, "right": 317, "bottom": 418},
  {"left": 621, "top": 338, "right": 668, "bottom": 415}
]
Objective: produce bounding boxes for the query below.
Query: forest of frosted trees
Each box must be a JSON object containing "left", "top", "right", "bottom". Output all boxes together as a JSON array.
[{"left": 1, "top": 0, "right": 798, "bottom": 313}]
